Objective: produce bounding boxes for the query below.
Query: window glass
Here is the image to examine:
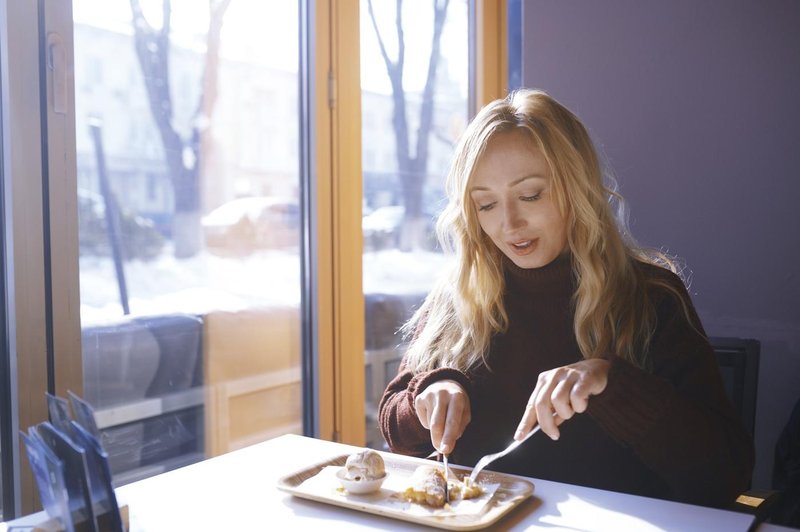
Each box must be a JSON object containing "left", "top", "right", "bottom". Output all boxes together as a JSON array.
[
  {"left": 73, "top": 0, "right": 303, "bottom": 484},
  {"left": 360, "top": 0, "right": 470, "bottom": 448}
]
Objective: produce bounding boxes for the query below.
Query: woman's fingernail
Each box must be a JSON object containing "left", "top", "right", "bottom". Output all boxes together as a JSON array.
[
  {"left": 514, "top": 429, "right": 524, "bottom": 440},
  {"left": 440, "top": 443, "right": 449, "bottom": 453}
]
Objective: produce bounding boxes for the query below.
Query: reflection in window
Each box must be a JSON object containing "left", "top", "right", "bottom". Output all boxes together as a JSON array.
[
  {"left": 361, "top": 0, "right": 470, "bottom": 448},
  {"left": 73, "top": 0, "right": 303, "bottom": 484}
]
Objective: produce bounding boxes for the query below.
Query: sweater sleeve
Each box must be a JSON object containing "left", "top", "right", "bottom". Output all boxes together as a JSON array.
[
  {"left": 588, "top": 276, "right": 755, "bottom": 507},
  {"left": 378, "top": 360, "right": 473, "bottom": 457}
]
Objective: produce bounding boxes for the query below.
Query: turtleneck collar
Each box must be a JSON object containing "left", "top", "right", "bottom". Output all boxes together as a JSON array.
[{"left": 502, "top": 251, "right": 575, "bottom": 296}]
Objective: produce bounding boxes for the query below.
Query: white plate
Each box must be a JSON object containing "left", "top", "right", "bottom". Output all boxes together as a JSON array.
[{"left": 276, "top": 451, "right": 534, "bottom": 531}]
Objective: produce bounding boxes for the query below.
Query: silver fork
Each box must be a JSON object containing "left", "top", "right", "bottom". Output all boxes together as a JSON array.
[
  {"left": 468, "top": 424, "right": 542, "bottom": 484},
  {"left": 442, "top": 453, "right": 450, "bottom": 502}
]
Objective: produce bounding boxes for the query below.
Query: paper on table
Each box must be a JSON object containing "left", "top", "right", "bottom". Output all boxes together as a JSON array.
[{"left": 297, "top": 466, "right": 500, "bottom": 518}]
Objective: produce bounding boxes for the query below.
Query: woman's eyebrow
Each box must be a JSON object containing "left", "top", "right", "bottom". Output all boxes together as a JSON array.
[
  {"left": 509, "top": 174, "right": 547, "bottom": 187},
  {"left": 470, "top": 174, "right": 546, "bottom": 192}
]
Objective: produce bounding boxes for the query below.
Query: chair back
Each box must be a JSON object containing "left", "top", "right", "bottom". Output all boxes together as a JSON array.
[{"left": 709, "top": 337, "right": 760, "bottom": 436}]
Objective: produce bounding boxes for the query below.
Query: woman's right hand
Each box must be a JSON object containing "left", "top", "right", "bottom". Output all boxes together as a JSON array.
[{"left": 414, "top": 379, "right": 471, "bottom": 454}]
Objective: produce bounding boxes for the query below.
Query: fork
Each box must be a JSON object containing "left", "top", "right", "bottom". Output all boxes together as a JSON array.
[{"left": 468, "top": 424, "right": 542, "bottom": 484}]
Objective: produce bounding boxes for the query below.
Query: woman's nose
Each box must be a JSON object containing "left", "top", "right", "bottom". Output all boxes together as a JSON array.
[{"left": 502, "top": 204, "right": 526, "bottom": 232}]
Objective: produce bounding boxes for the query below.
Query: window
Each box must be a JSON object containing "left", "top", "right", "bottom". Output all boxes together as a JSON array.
[
  {"left": 72, "top": 0, "right": 304, "bottom": 484},
  {"left": 360, "top": 0, "right": 470, "bottom": 448},
  {"left": 1, "top": 0, "right": 312, "bottom": 515},
  {"left": 0, "top": 0, "right": 499, "bottom": 516}
]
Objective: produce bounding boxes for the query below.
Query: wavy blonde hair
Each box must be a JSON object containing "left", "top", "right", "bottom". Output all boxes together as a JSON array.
[{"left": 403, "top": 89, "right": 691, "bottom": 373}]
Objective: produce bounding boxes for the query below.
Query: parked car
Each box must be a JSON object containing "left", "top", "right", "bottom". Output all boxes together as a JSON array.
[
  {"left": 362, "top": 205, "right": 439, "bottom": 251},
  {"left": 202, "top": 196, "right": 300, "bottom": 254},
  {"left": 362, "top": 205, "right": 405, "bottom": 249}
]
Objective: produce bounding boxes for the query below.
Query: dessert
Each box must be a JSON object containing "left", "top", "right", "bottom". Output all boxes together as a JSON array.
[
  {"left": 335, "top": 449, "right": 387, "bottom": 495},
  {"left": 402, "top": 465, "right": 486, "bottom": 508},
  {"left": 344, "top": 449, "right": 385, "bottom": 481},
  {"left": 449, "top": 476, "right": 484, "bottom": 500},
  {"left": 402, "top": 465, "right": 448, "bottom": 508}
]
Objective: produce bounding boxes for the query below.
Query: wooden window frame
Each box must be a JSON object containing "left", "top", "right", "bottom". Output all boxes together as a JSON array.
[{"left": 321, "top": 0, "right": 508, "bottom": 445}]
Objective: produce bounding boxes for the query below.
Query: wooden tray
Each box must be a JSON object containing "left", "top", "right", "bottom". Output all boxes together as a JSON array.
[{"left": 276, "top": 451, "right": 534, "bottom": 530}]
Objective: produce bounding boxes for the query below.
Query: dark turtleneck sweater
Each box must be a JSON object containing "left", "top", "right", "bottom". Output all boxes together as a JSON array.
[{"left": 378, "top": 253, "right": 754, "bottom": 508}]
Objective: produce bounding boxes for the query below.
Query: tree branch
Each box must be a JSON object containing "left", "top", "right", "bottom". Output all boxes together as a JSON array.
[
  {"left": 368, "top": 0, "right": 411, "bottom": 171},
  {"left": 129, "top": 0, "right": 182, "bottom": 177},
  {"left": 196, "top": 0, "right": 232, "bottom": 129},
  {"left": 367, "top": 0, "right": 397, "bottom": 78},
  {"left": 161, "top": 0, "right": 171, "bottom": 40},
  {"left": 395, "top": 0, "right": 405, "bottom": 74},
  {"left": 413, "top": 0, "right": 449, "bottom": 179},
  {"left": 194, "top": 0, "right": 233, "bottom": 210}
]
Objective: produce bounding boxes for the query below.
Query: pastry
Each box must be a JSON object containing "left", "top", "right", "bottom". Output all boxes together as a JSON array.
[
  {"left": 402, "top": 465, "right": 486, "bottom": 508},
  {"left": 449, "top": 476, "right": 484, "bottom": 500},
  {"left": 402, "top": 465, "right": 447, "bottom": 508}
]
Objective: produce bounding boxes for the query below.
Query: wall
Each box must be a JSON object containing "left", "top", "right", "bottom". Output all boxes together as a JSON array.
[{"left": 522, "top": 0, "right": 800, "bottom": 489}]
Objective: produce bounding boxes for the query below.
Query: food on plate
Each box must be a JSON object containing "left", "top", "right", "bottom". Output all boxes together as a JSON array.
[
  {"left": 402, "top": 465, "right": 486, "bottom": 508},
  {"left": 449, "top": 475, "right": 484, "bottom": 500},
  {"left": 344, "top": 449, "right": 386, "bottom": 481},
  {"left": 402, "top": 465, "right": 448, "bottom": 508},
  {"left": 335, "top": 449, "right": 388, "bottom": 495}
]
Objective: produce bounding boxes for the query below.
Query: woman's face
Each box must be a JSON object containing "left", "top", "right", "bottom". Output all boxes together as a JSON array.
[{"left": 469, "top": 130, "right": 569, "bottom": 269}]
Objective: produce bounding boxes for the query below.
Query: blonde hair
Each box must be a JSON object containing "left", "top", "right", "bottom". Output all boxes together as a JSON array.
[{"left": 403, "top": 89, "right": 691, "bottom": 373}]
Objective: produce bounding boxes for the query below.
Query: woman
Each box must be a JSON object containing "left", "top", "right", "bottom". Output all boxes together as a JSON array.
[{"left": 378, "top": 89, "right": 753, "bottom": 507}]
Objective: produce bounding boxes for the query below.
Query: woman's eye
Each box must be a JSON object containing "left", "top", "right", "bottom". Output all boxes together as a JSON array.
[
  {"left": 520, "top": 193, "right": 541, "bottom": 202},
  {"left": 477, "top": 202, "right": 496, "bottom": 212}
]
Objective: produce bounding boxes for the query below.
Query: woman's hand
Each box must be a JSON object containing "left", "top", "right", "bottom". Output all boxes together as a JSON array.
[
  {"left": 414, "top": 379, "right": 471, "bottom": 454},
  {"left": 515, "top": 358, "right": 611, "bottom": 441}
]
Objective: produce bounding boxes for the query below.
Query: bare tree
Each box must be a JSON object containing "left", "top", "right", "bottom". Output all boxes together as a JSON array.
[
  {"left": 130, "top": 0, "right": 232, "bottom": 258},
  {"left": 367, "top": 0, "right": 450, "bottom": 250}
]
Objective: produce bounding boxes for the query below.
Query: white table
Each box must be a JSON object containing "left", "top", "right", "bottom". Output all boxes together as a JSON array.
[
  {"left": 109, "top": 433, "right": 758, "bottom": 531},
  {"left": 5, "top": 434, "right": 783, "bottom": 531}
]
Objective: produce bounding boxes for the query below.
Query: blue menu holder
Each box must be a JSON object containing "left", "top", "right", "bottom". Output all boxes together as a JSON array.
[
  {"left": 35, "top": 422, "right": 99, "bottom": 532},
  {"left": 20, "top": 429, "right": 75, "bottom": 532},
  {"left": 70, "top": 420, "right": 124, "bottom": 532}
]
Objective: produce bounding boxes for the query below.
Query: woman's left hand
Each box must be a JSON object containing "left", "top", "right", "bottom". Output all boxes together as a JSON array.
[{"left": 515, "top": 358, "right": 611, "bottom": 441}]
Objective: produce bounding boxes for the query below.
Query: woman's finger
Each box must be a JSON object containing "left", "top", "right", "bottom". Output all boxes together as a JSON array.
[
  {"left": 570, "top": 384, "right": 590, "bottom": 414},
  {"left": 515, "top": 380, "right": 544, "bottom": 440},
  {"left": 428, "top": 397, "right": 448, "bottom": 450},
  {"left": 439, "top": 396, "right": 468, "bottom": 453},
  {"left": 414, "top": 395, "right": 431, "bottom": 429},
  {"left": 535, "top": 369, "right": 563, "bottom": 440},
  {"left": 551, "top": 372, "right": 578, "bottom": 421},
  {"left": 569, "top": 358, "right": 610, "bottom": 413}
]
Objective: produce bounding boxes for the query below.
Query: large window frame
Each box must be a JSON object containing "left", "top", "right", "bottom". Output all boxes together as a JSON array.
[{"left": 0, "top": 0, "right": 507, "bottom": 516}]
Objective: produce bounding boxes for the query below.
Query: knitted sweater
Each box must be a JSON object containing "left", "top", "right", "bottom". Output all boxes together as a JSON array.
[{"left": 378, "top": 253, "right": 754, "bottom": 507}]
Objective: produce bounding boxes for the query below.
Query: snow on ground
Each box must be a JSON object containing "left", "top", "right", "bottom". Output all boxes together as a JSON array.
[
  {"left": 362, "top": 248, "right": 451, "bottom": 295},
  {"left": 80, "top": 246, "right": 451, "bottom": 326}
]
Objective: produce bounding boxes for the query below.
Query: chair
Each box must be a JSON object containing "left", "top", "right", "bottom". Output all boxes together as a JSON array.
[
  {"left": 83, "top": 313, "right": 205, "bottom": 484},
  {"left": 709, "top": 337, "right": 781, "bottom": 526},
  {"left": 771, "top": 395, "right": 800, "bottom": 527},
  {"left": 710, "top": 337, "right": 760, "bottom": 437}
]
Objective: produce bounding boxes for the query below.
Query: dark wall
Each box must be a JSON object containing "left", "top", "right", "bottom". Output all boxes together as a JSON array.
[{"left": 522, "top": 0, "right": 800, "bottom": 489}]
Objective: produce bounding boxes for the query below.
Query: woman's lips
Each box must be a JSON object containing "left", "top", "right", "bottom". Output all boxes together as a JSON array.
[{"left": 509, "top": 238, "right": 537, "bottom": 256}]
